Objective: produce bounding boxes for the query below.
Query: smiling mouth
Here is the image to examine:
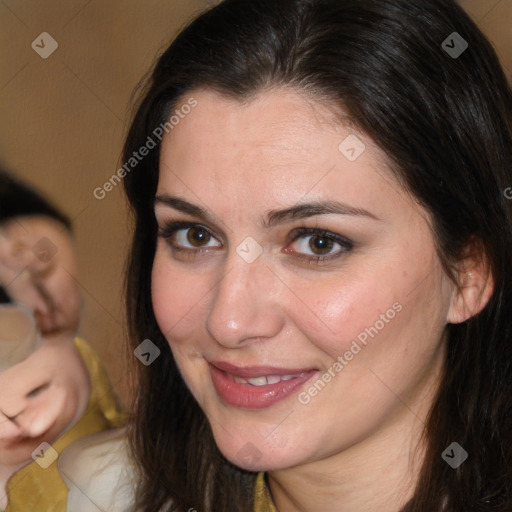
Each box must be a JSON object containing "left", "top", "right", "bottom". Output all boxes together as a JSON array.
[
  {"left": 208, "top": 361, "right": 318, "bottom": 409},
  {"left": 232, "top": 372, "right": 307, "bottom": 386}
]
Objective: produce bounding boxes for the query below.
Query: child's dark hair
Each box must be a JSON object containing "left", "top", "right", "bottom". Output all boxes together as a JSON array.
[{"left": 0, "top": 170, "right": 72, "bottom": 230}]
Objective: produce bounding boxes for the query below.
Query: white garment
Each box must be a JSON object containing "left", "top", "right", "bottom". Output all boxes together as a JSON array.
[{"left": 58, "top": 427, "right": 136, "bottom": 512}]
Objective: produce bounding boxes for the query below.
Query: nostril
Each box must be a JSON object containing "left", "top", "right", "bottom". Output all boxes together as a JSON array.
[
  {"left": 0, "top": 407, "right": 21, "bottom": 423},
  {"left": 0, "top": 418, "right": 26, "bottom": 440},
  {"left": 0, "top": 408, "right": 27, "bottom": 439},
  {"left": 17, "top": 385, "right": 66, "bottom": 439}
]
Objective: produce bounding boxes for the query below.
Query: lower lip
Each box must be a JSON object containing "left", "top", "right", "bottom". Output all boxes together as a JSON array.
[{"left": 209, "top": 364, "right": 318, "bottom": 409}]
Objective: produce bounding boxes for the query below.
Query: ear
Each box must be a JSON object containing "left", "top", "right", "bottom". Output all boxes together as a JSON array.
[{"left": 447, "top": 238, "right": 494, "bottom": 324}]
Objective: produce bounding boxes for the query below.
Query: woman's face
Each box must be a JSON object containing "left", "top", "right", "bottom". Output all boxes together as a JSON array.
[{"left": 152, "top": 88, "right": 455, "bottom": 471}]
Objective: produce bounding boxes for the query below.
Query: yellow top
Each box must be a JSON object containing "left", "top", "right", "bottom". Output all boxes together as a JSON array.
[
  {"left": 3, "top": 337, "right": 127, "bottom": 512},
  {"left": 254, "top": 472, "right": 278, "bottom": 512}
]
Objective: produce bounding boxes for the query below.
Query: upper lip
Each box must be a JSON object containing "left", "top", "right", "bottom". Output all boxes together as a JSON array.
[{"left": 209, "top": 361, "right": 317, "bottom": 378}]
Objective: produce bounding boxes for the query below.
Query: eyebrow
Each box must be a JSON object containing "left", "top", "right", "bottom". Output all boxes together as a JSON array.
[
  {"left": 154, "top": 194, "right": 380, "bottom": 228},
  {"left": 264, "top": 200, "right": 380, "bottom": 227}
]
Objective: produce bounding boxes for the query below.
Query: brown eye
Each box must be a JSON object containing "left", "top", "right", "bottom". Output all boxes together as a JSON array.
[
  {"left": 308, "top": 235, "right": 334, "bottom": 255},
  {"left": 287, "top": 228, "right": 353, "bottom": 262},
  {"left": 187, "top": 227, "right": 212, "bottom": 247},
  {"left": 162, "top": 223, "right": 222, "bottom": 251}
]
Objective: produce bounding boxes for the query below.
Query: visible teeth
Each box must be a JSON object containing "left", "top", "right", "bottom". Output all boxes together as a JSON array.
[
  {"left": 232, "top": 373, "right": 307, "bottom": 386},
  {"left": 247, "top": 376, "right": 268, "bottom": 386}
]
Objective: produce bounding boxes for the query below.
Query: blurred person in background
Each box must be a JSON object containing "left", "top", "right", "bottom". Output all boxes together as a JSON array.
[{"left": 0, "top": 169, "right": 126, "bottom": 512}]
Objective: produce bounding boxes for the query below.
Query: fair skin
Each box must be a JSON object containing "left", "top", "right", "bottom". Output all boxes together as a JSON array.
[
  {"left": 0, "top": 217, "right": 88, "bottom": 508},
  {"left": 152, "top": 88, "right": 492, "bottom": 512},
  {"left": 0, "top": 321, "right": 91, "bottom": 507},
  {"left": 0, "top": 216, "right": 82, "bottom": 339}
]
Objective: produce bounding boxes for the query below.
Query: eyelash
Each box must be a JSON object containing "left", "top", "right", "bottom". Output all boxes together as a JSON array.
[
  {"left": 157, "top": 221, "right": 354, "bottom": 264},
  {"left": 287, "top": 227, "right": 353, "bottom": 263}
]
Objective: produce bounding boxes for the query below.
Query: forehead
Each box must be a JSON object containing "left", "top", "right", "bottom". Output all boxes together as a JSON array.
[
  {"left": 2, "top": 215, "right": 69, "bottom": 237},
  {"left": 160, "top": 87, "right": 366, "bottom": 168},
  {"left": 1, "top": 215, "right": 74, "bottom": 263},
  {"left": 157, "top": 88, "right": 408, "bottom": 223}
]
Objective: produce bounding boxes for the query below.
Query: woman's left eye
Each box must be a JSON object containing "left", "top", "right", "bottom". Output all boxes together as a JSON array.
[{"left": 286, "top": 229, "right": 353, "bottom": 260}]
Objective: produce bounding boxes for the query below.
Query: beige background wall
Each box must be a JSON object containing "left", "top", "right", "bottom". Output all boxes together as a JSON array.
[{"left": 0, "top": 0, "right": 510, "bottom": 407}]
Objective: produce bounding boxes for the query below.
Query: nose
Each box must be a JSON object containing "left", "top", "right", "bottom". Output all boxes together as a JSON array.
[
  {"left": 206, "top": 250, "right": 285, "bottom": 348},
  {"left": 0, "top": 410, "right": 24, "bottom": 441},
  {"left": 0, "top": 384, "right": 64, "bottom": 440},
  {"left": 9, "top": 385, "right": 65, "bottom": 438}
]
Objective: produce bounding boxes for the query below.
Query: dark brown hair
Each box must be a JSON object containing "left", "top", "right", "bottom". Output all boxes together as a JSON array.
[{"left": 123, "top": 0, "right": 512, "bottom": 510}]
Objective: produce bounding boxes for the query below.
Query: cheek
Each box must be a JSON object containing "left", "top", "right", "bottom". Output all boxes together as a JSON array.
[
  {"left": 151, "top": 251, "right": 209, "bottom": 344},
  {"left": 286, "top": 271, "right": 397, "bottom": 360},
  {"left": 290, "top": 255, "right": 446, "bottom": 374},
  {"left": 52, "top": 365, "right": 90, "bottom": 430}
]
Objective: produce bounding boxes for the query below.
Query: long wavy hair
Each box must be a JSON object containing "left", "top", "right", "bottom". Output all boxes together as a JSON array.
[{"left": 122, "top": 0, "right": 512, "bottom": 510}]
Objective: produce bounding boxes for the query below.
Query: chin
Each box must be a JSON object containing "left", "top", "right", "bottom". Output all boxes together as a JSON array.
[
  {"left": 227, "top": 449, "right": 302, "bottom": 473},
  {"left": 212, "top": 430, "right": 303, "bottom": 473}
]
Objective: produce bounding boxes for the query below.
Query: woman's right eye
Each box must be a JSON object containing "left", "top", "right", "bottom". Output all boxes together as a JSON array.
[{"left": 158, "top": 222, "right": 222, "bottom": 252}]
